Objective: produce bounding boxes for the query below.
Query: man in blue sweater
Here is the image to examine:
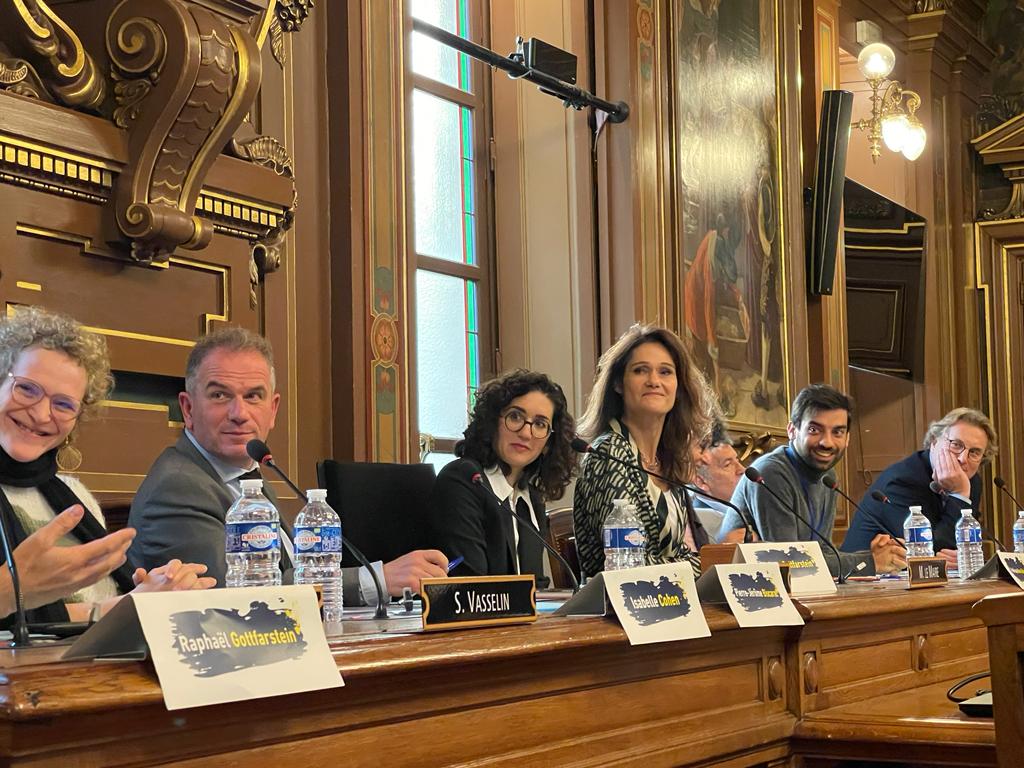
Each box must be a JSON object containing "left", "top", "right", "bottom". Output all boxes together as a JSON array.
[{"left": 719, "top": 384, "right": 905, "bottom": 577}]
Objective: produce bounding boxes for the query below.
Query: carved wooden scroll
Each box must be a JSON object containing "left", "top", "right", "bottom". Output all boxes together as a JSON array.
[
  {"left": 7, "top": 0, "right": 107, "bottom": 110},
  {"left": 105, "top": 0, "right": 263, "bottom": 263}
]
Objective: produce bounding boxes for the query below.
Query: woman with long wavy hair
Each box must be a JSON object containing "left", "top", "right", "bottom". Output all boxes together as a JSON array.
[
  {"left": 427, "top": 369, "right": 576, "bottom": 587},
  {"left": 573, "top": 323, "right": 718, "bottom": 578}
]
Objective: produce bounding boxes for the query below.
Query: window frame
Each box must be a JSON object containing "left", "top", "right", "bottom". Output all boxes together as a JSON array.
[{"left": 403, "top": 0, "right": 496, "bottom": 458}]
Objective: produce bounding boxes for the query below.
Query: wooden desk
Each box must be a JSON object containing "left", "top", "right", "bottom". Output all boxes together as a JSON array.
[{"left": 0, "top": 580, "right": 1011, "bottom": 767}]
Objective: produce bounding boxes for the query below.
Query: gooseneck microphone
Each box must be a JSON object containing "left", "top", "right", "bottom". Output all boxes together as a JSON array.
[
  {"left": 866, "top": 490, "right": 914, "bottom": 544},
  {"left": 994, "top": 476, "right": 1024, "bottom": 510},
  {"left": 464, "top": 461, "right": 580, "bottom": 593},
  {"left": 823, "top": 477, "right": 906, "bottom": 551},
  {"left": 571, "top": 437, "right": 755, "bottom": 543},
  {"left": 0, "top": 513, "right": 29, "bottom": 646},
  {"left": 245, "top": 439, "right": 389, "bottom": 619},
  {"left": 743, "top": 466, "right": 850, "bottom": 583}
]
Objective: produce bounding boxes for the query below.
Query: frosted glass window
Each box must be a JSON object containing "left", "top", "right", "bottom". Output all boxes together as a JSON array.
[
  {"left": 412, "top": 90, "right": 476, "bottom": 264},
  {"left": 411, "top": 0, "right": 471, "bottom": 91},
  {"left": 416, "top": 270, "right": 480, "bottom": 439}
]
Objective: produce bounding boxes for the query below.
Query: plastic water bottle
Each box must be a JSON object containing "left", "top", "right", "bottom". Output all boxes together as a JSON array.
[
  {"left": 1013, "top": 511, "right": 1024, "bottom": 554},
  {"left": 225, "top": 479, "right": 281, "bottom": 587},
  {"left": 293, "top": 489, "right": 344, "bottom": 623},
  {"left": 955, "top": 509, "right": 985, "bottom": 580},
  {"left": 903, "top": 505, "right": 934, "bottom": 558},
  {"left": 602, "top": 499, "right": 645, "bottom": 571}
]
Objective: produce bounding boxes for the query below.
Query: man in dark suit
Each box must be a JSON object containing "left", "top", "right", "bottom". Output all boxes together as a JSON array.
[
  {"left": 841, "top": 408, "right": 996, "bottom": 565},
  {"left": 128, "top": 327, "right": 447, "bottom": 602}
]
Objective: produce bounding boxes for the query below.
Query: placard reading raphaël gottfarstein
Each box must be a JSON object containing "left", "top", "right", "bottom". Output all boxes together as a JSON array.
[
  {"left": 733, "top": 541, "right": 837, "bottom": 596},
  {"left": 601, "top": 563, "right": 711, "bottom": 646},
  {"left": 134, "top": 585, "right": 342, "bottom": 710}
]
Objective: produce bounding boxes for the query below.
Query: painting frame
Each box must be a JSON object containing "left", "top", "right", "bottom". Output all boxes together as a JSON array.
[{"left": 666, "top": 0, "right": 797, "bottom": 442}]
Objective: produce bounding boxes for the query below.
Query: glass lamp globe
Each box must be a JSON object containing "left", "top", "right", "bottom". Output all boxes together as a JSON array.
[
  {"left": 857, "top": 42, "right": 896, "bottom": 80},
  {"left": 881, "top": 113, "right": 910, "bottom": 152},
  {"left": 901, "top": 119, "right": 927, "bottom": 161}
]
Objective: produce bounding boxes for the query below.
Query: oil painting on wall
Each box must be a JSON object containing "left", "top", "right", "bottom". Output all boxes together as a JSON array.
[{"left": 672, "top": 0, "right": 788, "bottom": 430}]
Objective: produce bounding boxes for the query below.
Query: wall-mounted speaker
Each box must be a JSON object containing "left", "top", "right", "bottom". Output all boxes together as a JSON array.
[{"left": 806, "top": 89, "right": 854, "bottom": 296}]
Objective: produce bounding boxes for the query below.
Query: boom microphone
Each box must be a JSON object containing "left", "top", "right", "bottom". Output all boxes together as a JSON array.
[
  {"left": 463, "top": 461, "right": 580, "bottom": 593},
  {"left": 571, "top": 437, "right": 754, "bottom": 543},
  {"left": 246, "top": 439, "right": 390, "bottom": 619},
  {"left": 743, "top": 466, "right": 851, "bottom": 582},
  {"left": 822, "top": 476, "right": 906, "bottom": 551}
]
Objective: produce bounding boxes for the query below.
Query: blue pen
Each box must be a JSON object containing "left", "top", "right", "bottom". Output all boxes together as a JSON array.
[{"left": 447, "top": 555, "right": 464, "bottom": 573}]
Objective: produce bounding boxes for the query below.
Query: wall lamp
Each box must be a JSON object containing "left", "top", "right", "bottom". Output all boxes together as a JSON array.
[{"left": 852, "top": 42, "right": 926, "bottom": 162}]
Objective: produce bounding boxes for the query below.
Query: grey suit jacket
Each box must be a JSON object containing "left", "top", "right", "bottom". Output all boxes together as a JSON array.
[{"left": 127, "top": 435, "right": 364, "bottom": 605}]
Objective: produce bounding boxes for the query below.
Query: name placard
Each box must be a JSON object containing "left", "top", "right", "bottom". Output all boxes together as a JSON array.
[
  {"left": 697, "top": 563, "right": 804, "bottom": 627},
  {"left": 734, "top": 541, "right": 837, "bottom": 596},
  {"left": 421, "top": 575, "right": 536, "bottom": 631},
  {"left": 996, "top": 552, "right": 1024, "bottom": 589},
  {"left": 907, "top": 556, "right": 947, "bottom": 589},
  {"left": 65, "top": 586, "right": 342, "bottom": 711},
  {"left": 602, "top": 564, "right": 710, "bottom": 646}
]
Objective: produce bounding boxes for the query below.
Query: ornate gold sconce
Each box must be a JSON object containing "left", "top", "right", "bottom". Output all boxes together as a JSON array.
[{"left": 852, "top": 42, "right": 926, "bottom": 162}]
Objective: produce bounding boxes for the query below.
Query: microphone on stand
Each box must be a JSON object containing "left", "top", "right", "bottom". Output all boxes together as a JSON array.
[
  {"left": 571, "top": 437, "right": 755, "bottom": 543},
  {"left": 930, "top": 479, "right": 1006, "bottom": 552},
  {"left": 868, "top": 490, "right": 916, "bottom": 544},
  {"left": 823, "top": 477, "right": 906, "bottom": 551},
  {"left": 743, "top": 466, "right": 851, "bottom": 583},
  {"left": 0, "top": 512, "right": 29, "bottom": 646},
  {"left": 994, "top": 476, "right": 1024, "bottom": 510},
  {"left": 462, "top": 460, "right": 580, "bottom": 593},
  {"left": 246, "top": 439, "right": 390, "bottom": 619}
]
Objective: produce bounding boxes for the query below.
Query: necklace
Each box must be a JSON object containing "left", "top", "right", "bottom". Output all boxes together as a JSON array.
[{"left": 639, "top": 450, "right": 661, "bottom": 471}]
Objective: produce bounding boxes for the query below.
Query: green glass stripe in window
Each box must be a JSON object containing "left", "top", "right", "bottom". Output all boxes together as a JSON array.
[
  {"left": 463, "top": 213, "right": 476, "bottom": 265},
  {"left": 462, "top": 158, "right": 474, "bottom": 215},
  {"left": 460, "top": 107, "right": 473, "bottom": 159},
  {"left": 466, "top": 280, "right": 478, "bottom": 331}
]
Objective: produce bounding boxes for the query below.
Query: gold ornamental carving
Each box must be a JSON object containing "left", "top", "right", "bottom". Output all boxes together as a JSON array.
[
  {"left": 105, "top": 0, "right": 263, "bottom": 263},
  {"left": 7, "top": 0, "right": 106, "bottom": 110}
]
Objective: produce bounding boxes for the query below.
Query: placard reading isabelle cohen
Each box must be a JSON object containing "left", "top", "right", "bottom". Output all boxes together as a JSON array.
[
  {"left": 421, "top": 575, "right": 537, "bottom": 631},
  {"left": 602, "top": 564, "right": 710, "bottom": 645}
]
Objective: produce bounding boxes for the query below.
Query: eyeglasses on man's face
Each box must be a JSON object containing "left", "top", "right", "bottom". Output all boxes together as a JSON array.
[
  {"left": 502, "top": 408, "right": 552, "bottom": 439},
  {"left": 945, "top": 436, "right": 985, "bottom": 463},
  {"left": 4, "top": 373, "right": 82, "bottom": 422}
]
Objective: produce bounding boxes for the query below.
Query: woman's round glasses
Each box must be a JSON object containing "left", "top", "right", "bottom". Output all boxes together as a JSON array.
[
  {"left": 503, "top": 408, "right": 551, "bottom": 439},
  {"left": 4, "top": 373, "right": 82, "bottom": 421}
]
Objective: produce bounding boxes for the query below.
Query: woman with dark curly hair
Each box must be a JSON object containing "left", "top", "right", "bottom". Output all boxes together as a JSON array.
[
  {"left": 427, "top": 370, "right": 576, "bottom": 587},
  {"left": 573, "top": 323, "right": 718, "bottom": 579}
]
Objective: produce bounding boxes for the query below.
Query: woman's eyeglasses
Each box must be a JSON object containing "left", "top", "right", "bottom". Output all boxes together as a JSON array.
[
  {"left": 4, "top": 373, "right": 82, "bottom": 421},
  {"left": 945, "top": 436, "right": 985, "bottom": 463},
  {"left": 503, "top": 408, "right": 551, "bottom": 439}
]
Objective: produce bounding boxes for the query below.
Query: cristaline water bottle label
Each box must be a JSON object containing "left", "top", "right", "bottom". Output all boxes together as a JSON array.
[
  {"left": 905, "top": 526, "right": 933, "bottom": 543},
  {"left": 294, "top": 525, "right": 342, "bottom": 553},
  {"left": 1014, "top": 529, "right": 1024, "bottom": 544},
  {"left": 603, "top": 527, "right": 645, "bottom": 549},
  {"left": 955, "top": 527, "right": 982, "bottom": 544},
  {"left": 225, "top": 522, "right": 279, "bottom": 553}
]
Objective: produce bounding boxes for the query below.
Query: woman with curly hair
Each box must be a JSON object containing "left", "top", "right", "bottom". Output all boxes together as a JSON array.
[
  {"left": 427, "top": 370, "right": 576, "bottom": 587},
  {"left": 573, "top": 323, "right": 718, "bottom": 579},
  {"left": 0, "top": 306, "right": 214, "bottom": 629}
]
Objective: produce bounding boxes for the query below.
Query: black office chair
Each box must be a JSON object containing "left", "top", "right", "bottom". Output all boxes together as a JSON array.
[{"left": 316, "top": 460, "right": 437, "bottom": 568}]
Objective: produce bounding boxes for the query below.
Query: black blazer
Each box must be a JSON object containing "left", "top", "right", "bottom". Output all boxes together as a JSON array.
[
  {"left": 427, "top": 459, "right": 550, "bottom": 588},
  {"left": 841, "top": 450, "right": 982, "bottom": 552}
]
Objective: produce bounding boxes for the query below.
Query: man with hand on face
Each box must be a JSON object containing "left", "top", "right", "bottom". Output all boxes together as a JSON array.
[
  {"left": 719, "top": 384, "right": 906, "bottom": 578},
  {"left": 127, "top": 327, "right": 448, "bottom": 603},
  {"left": 842, "top": 408, "right": 996, "bottom": 567}
]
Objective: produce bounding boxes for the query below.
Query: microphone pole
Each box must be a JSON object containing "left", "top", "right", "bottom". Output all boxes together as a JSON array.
[
  {"left": 743, "top": 466, "right": 850, "bottom": 583},
  {"left": 823, "top": 477, "right": 906, "bottom": 551},
  {"left": 463, "top": 461, "right": 580, "bottom": 593},
  {"left": 931, "top": 480, "right": 1006, "bottom": 552},
  {"left": 246, "top": 440, "right": 389, "bottom": 620},
  {"left": 992, "top": 477, "right": 1022, "bottom": 551},
  {"left": 0, "top": 513, "right": 29, "bottom": 646},
  {"left": 571, "top": 438, "right": 755, "bottom": 544}
]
